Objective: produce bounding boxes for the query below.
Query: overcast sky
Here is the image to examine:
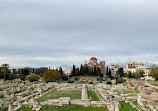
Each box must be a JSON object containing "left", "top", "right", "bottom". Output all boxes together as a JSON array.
[{"left": 0, "top": 0, "right": 158, "bottom": 69}]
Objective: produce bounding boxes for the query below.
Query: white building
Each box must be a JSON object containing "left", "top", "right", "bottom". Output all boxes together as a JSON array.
[
  {"left": 124, "top": 62, "right": 146, "bottom": 73},
  {"left": 135, "top": 62, "right": 146, "bottom": 70},
  {"left": 64, "top": 68, "right": 72, "bottom": 75},
  {"left": 109, "top": 64, "right": 120, "bottom": 77}
]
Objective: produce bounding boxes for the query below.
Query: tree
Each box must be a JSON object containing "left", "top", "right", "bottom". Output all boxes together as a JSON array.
[
  {"left": 149, "top": 69, "right": 158, "bottom": 80},
  {"left": 59, "top": 66, "right": 63, "bottom": 75},
  {"left": 71, "top": 65, "right": 76, "bottom": 76},
  {"left": 25, "top": 73, "right": 41, "bottom": 82},
  {"left": 12, "top": 69, "right": 17, "bottom": 74},
  {"left": 21, "top": 68, "right": 30, "bottom": 75},
  {"left": 61, "top": 74, "right": 69, "bottom": 81},
  {"left": 85, "top": 66, "right": 89, "bottom": 76},
  {"left": 80, "top": 64, "right": 84, "bottom": 76},
  {"left": 1, "top": 64, "right": 9, "bottom": 81},
  {"left": 133, "top": 70, "right": 144, "bottom": 78},
  {"left": 44, "top": 70, "right": 62, "bottom": 83},
  {"left": 127, "top": 71, "right": 133, "bottom": 78},
  {"left": 75, "top": 68, "right": 80, "bottom": 76},
  {"left": 106, "top": 66, "right": 109, "bottom": 76},
  {"left": 116, "top": 68, "right": 124, "bottom": 77},
  {"left": 109, "top": 69, "right": 112, "bottom": 78}
]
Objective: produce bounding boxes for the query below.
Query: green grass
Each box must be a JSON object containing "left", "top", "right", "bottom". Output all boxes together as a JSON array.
[
  {"left": 76, "top": 81, "right": 89, "bottom": 84},
  {"left": 119, "top": 101, "right": 138, "bottom": 111},
  {"left": 152, "top": 83, "right": 158, "bottom": 86},
  {"left": 119, "top": 90, "right": 140, "bottom": 97},
  {"left": 88, "top": 91, "right": 100, "bottom": 101},
  {"left": 133, "top": 101, "right": 138, "bottom": 106},
  {"left": 40, "top": 105, "right": 108, "bottom": 111},
  {"left": 155, "top": 89, "right": 158, "bottom": 92},
  {"left": 36, "top": 90, "right": 81, "bottom": 103},
  {"left": 17, "top": 107, "right": 32, "bottom": 111},
  {"left": 155, "top": 100, "right": 158, "bottom": 103}
]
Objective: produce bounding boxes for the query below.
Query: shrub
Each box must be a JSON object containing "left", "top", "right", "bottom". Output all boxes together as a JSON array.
[
  {"left": 0, "top": 94, "right": 4, "bottom": 98},
  {"left": 44, "top": 70, "right": 62, "bottom": 83},
  {"left": 1, "top": 107, "right": 8, "bottom": 111},
  {"left": 99, "top": 81, "right": 103, "bottom": 83},
  {"left": 75, "top": 77, "right": 79, "bottom": 81},
  {"left": 68, "top": 80, "right": 74, "bottom": 83},
  {"left": 18, "top": 74, "right": 26, "bottom": 81},
  {"left": 99, "top": 74, "right": 104, "bottom": 77},
  {"left": 107, "top": 81, "right": 112, "bottom": 85},
  {"left": 149, "top": 69, "right": 158, "bottom": 80},
  {"left": 89, "top": 82, "right": 93, "bottom": 84},
  {"left": 117, "top": 78, "right": 126, "bottom": 84},
  {"left": 97, "top": 78, "right": 103, "bottom": 81},
  {"left": 61, "top": 74, "right": 69, "bottom": 81},
  {"left": 25, "top": 73, "right": 40, "bottom": 82}
]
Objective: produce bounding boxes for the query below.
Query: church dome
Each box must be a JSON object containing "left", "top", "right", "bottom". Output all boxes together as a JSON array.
[{"left": 90, "top": 57, "right": 97, "bottom": 60}]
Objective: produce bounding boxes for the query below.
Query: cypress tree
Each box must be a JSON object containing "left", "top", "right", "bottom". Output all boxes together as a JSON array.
[
  {"left": 59, "top": 66, "right": 63, "bottom": 75},
  {"left": 71, "top": 65, "right": 76, "bottom": 76},
  {"left": 106, "top": 66, "right": 109, "bottom": 76},
  {"left": 109, "top": 69, "right": 111, "bottom": 78}
]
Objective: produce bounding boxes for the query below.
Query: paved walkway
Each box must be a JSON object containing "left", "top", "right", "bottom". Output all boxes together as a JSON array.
[{"left": 144, "top": 83, "right": 158, "bottom": 89}]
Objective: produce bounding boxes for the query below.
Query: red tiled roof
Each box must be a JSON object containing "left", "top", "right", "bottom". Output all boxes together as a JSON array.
[{"left": 90, "top": 57, "right": 97, "bottom": 60}]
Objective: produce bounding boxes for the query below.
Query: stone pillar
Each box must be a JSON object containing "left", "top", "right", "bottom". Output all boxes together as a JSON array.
[
  {"left": 8, "top": 102, "right": 13, "bottom": 111},
  {"left": 114, "top": 102, "right": 120, "bottom": 111},
  {"left": 18, "top": 101, "right": 22, "bottom": 108},
  {"left": 81, "top": 84, "right": 90, "bottom": 107},
  {"left": 111, "top": 102, "right": 115, "bottom": 111},
  {"left": 81, "top": 84, "right": 88, "bottom": 100}
]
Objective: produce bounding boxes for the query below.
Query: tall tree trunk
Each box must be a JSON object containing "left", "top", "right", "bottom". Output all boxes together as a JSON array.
[{"left": 4, "top": 71, "right": 6, "bottom": 81}]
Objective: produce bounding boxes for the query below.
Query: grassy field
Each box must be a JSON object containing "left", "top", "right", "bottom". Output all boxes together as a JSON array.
[
  {"left": 87, "top": 91, "right": 100, "bottom": 101},
  {"left": 119, "top": 101, "right": 138, "bottom": 111},
  {"left": 36, "top": 90, "right": 81, "bottom": 103},
  {"left": 17, "top": 107, "right": 32, "bottom": 111},
  {"left": 40, "top": 105, "right": 108, "bottom": 111},
  {"left": 152, "top": 83, "right": 158, "bottom": 87}
]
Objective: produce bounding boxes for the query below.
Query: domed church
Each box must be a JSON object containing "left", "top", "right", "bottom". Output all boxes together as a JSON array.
[{"left": 85, "top": 57, "right": 106, "bottom": 74}]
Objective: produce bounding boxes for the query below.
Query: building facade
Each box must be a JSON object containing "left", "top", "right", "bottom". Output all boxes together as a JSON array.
[
  {"left": 64, "top": 68, "right": 73, "bottom": 75},
  {"left": 85, "top": 57, "right": 106, "bottom": 74},
  {"left": 109, "top": 64, "right": 120, "bottom": 77},
  {"left": 125, "top": 62, "right": 146, "bottom": 73}
]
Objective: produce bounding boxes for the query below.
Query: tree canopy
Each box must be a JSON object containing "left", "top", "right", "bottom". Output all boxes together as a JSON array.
[
  {"left": 44, "top": 70, "right": 62, "bottom": 83},
  {"left": 1, "top": 64, "right": 9, "bottom": 81},
  {"left": 25, "top": 73, "right": 41, "bottom": 82},
  {"left": 149, "top": 69, "right": 158, "bottom": 80}
]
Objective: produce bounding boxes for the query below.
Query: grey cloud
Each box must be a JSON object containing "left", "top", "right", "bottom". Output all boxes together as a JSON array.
[{"left": 0, "top": 0, "right": 158, "bottom": 68}]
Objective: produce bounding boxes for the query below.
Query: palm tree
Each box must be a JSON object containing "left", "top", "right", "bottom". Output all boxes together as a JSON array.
[{"left": 1, "top": 64, "right": 9, "bottom": 81}]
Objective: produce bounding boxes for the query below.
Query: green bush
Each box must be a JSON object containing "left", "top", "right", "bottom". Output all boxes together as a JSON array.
[
  {"left": 89, "top": 82, "right": 93, "bottom": 84},
  {"left": 18, "top": 74, "right": 26, "bottom": 81},
  {"left": 61, "top": 75, "right": 69, "bottom": 81},
  {"left": 44, "top": 70, "right": 62, "bottom": 83},
  {"left": 117, "top": 78, "right": 126, "bottom": 83},
  {"left": 75, "top": 77, "right": 79, "bottom": 81},
  {"left": 0, "top": 94, "right": 4, "bottom": 98},
  {"left": 1, "top": 107, "right": 8, "bottom": 111},
  {"left": 68, "top": 80, "right": 74, "bottom": 83},
  {"left": 107, "top": 81, "right": 112, "bottom": 85},
  {"left": 97, "top": 78, "right": 103, "bottom": 81},
  {"left": 25, "top": 73, "right": 40, "bottom": 82}
]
